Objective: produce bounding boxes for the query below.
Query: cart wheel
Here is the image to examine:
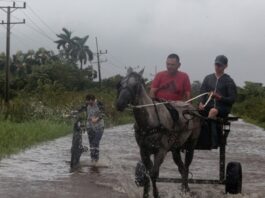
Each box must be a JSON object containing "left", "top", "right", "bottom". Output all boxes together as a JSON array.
[{"left": 225, "top": 162, "right": 242, "bottom": 194}]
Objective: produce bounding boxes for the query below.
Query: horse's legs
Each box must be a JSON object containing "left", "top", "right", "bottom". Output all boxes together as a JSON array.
[
  {"left": 172, "top": 149, "right": 189, "bottom": 192},
  {"left": 185, "top": 148, "right": 194, "bottom": 168},
  {"left": 183, "top": 141, "right": 196, "bottom": 191},
  {"left": 182, "top": 148, "right": 195, "bottom": 192},
  {"left": 150, "top": 149, "right": 167, "bottom": 198},
  {"left": 143, "top": 176, "right": 150, "bottom": 198},
  {"left": 140, "top": 149, "right": 152, "bottom": 198}
]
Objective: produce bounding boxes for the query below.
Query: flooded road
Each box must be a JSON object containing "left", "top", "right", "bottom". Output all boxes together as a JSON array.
[{"left": 0, "top": 119, "right": 265, "bottom": 198}]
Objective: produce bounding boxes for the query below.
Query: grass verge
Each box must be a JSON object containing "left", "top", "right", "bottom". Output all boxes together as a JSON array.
[
  {"left": 0, "top": 120, "right": 71, "bottom": 159},
  {"left": 232, "top": 113, "right": 265, "bottom": 130}
]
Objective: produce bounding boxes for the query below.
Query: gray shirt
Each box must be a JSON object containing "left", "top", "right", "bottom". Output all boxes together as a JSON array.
[
  {"left": 200, "top": 73, "right": 237, "bottom": 114},
  {"left": 86, "top": 101, "right": 104, "bottom": 129}
]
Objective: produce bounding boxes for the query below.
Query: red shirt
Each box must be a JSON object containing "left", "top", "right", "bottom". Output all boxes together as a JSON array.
[{"left": 151, "top": 70, "right": 191, "bottom": 101}]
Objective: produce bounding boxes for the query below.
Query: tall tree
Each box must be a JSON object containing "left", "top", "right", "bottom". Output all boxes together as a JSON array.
[
  {"left": 71, "top": 36, "right": 93, "bottom": 70},
  {"left": 55, "top": 28, "right": 93, "bottom": 69},
  {"left": 54, "top": 28, "right": 75, "bottom": 60},
  {"left": 35, "top": 48, "right": 54, "bottom": 65}
]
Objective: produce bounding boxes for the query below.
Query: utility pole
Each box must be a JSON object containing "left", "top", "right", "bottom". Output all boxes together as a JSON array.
[
  {"left": 95, "top": 37, "right": 107, "bottom": 88},
  {"left": 0, "top": 2, "right": 26, "bottom": 103}
]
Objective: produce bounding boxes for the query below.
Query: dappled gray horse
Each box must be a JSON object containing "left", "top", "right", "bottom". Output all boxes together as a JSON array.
[{"left": 116, "top": 70, "right": 201, "bottom": 198}]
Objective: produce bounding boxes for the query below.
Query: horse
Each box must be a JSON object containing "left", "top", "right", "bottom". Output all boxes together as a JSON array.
[{"left": 116, "top": 69, "right": 201, "bottom": 198}]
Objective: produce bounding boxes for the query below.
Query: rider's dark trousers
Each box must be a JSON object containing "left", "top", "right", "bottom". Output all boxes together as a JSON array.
[{"left": 87, "top": 126, "right": 104, "bottom": 161}]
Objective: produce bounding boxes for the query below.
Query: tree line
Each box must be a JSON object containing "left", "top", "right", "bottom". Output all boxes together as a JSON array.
[
  {"left": 1, "top": 49, "right": 264, "bottom": 127},
  {"left": 0, "top": 28, "right": 100, "bottom": 98},
  {"left": 233, "top": 81, "right": 265, "bottom": 128},
  {"left": 0, "top": 28, "right": 264, "bottom": 128}
]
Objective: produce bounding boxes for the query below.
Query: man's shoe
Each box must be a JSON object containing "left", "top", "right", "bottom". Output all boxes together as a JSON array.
[{"left": 91, "top": 160, "right": 98, "bottom": 166}]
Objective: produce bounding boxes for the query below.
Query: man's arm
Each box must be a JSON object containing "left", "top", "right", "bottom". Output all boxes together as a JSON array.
[
  {"left": 219, "top": 78, "right": 237, "bottom": 105},
  {"left": 150, "top": 73, "right": 161, "bottom": 99},
  {"left": 198, "top": 76, "right": 208, "bottom": 110},
  {"left": 184, "top": 91, "right": 191, "bottom": 101},
  {"left": 183, "top": 73, "right": 191, "bottom": 101},
  {"left": 150, "top": 88, "right": 158, "bottom": 99},
  {"left": 199, "top": 76, "right": 209, "bottom": 103}
]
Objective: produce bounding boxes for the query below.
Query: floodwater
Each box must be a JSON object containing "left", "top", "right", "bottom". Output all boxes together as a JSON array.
[{"left": 0, "top": 119, "right": 264, "bottom": 198}]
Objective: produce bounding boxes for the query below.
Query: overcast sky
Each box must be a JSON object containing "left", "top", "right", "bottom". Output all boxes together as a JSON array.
[{"left": 0, "top": 0, "right": 265, "bottom": 86}]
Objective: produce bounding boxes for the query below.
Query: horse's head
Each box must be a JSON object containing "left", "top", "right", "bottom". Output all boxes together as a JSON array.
[{"left": 116, "top": 68, "right": 144, "bottom": 111}]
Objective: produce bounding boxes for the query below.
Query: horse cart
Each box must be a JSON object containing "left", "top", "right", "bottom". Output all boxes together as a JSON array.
[
  {"left": 156, "top": 116, "right": 242, "bottom": 194},
  {"left": 116, "top": 70, "right": 243, "bottom": 197}
]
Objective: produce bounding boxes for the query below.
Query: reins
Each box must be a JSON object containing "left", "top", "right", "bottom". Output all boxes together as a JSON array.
[
  {"left": 129, "top": 92, "right": 213, "bottom": 109},
  {"left": 119, "top": 73, "right": 212, "bottom": 135}
]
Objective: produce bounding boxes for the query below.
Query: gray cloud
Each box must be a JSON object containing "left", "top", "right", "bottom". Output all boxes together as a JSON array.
[{"left": 0, "top": 0, "right": 265, "bottom": 86}]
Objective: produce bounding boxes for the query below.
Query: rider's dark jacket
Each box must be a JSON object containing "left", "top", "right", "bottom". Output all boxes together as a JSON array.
[{"left": 200, "top": 73, "right": 237, "bottom": 117}]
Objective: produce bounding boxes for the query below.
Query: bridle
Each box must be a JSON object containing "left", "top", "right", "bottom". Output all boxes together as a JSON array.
[{"left": 117, "top": 73, "right": 144, "bottom": 105}]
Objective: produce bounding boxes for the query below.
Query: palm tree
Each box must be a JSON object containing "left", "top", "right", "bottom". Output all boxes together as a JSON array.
[
  {"left": 55, "top": 28, "right": 93, "bottom": 69},
  {"left": 35, "top": 48, "right": 54, "bottom": 65},
  {"left": 12, "top": 51, "right": 24, "bottom": 66},
  {"left": 25, "top": 50, "right": 37, "bottom": 66},
  {"left": 71, "top": 36, "right": 93, "bottom": 70},
  {"left": 54, "top": 28, "right": 75, "bottom": 60}
]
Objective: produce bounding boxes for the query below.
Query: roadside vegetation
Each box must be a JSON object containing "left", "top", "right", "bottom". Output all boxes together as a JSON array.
[
  {"left": 232, "top": 81, "right": 265, "bottom": 129},
  {"left": 0, "top": 28, "right": 132, "bottom": 159},
  {"left": 0, "top": 120, "right": 70, "bottom": 158}
]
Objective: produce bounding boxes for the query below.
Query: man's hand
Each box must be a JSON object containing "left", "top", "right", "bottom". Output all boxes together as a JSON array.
[
  {"left": 91, "top": 117, "right": 99, "bottom": 123},
  {"left": 198, "top": 102, "right": 205, "bottom": 111},
  {"left": 212, "top": 92, "right": 222, "bottom": 101},
  {"left": 149, "top": 88, "right": 157, "bottom": 99},
  {"left": 185, "top": 91, "right": 191, "bottom": 101}
]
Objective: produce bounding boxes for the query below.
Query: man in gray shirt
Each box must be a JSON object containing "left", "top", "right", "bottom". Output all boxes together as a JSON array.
[
  {"left": 85, "top": 94, "right": 105, "bottom": 164},
  {"left": 199, "top": 55, "right": 237, "bottom": 118},
  {"left": 198, "top": 55, "right": 237, "bottom": 148}
]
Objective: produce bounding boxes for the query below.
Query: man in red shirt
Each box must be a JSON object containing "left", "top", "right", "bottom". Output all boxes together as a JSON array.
[{"left": 150, "top": 54, "right": 191, "bottom": 101}]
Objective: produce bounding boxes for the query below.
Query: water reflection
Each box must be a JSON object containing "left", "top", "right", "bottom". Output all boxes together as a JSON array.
[
  {"left": 0, "top": 122, "right": 264, "bottom": 197},
  {"left": 90, "top": 166, "right": 100, "bottom": 174}
]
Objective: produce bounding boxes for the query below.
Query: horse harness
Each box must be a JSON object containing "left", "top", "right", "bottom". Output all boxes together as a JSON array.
[
  {"left": 117, "top": 73, "right": 144, "bottom": 106},
  {"left": 134, "top": 101, "right": 202, "bottom": 145}
]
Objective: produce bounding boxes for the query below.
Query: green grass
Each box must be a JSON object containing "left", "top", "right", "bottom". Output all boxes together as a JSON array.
[
  {"left": 232, "top": 112, "right": 265, "bottom": 129},
  {"left": 0, "top": 120, "right": 71, "bottom": 159},
  {"left": 0, "top": 88, "right": 134, "bottom": 159},
  {"left": 0, "top": 113, "right": 133, "bottom": 159}
]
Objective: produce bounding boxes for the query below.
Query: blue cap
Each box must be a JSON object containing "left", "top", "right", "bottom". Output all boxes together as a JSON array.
[{"left": 215, "top": 55, "right": 228, "bottom": 66}]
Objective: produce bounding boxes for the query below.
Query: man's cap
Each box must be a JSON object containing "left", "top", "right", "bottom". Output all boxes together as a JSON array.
[{"left": 215, "top": 55, "right": 228, "bottom": 66}]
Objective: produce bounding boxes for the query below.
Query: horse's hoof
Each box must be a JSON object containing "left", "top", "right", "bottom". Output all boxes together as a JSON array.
[
  {"left": 143, "top": 193, "right": 149, "bottom": 198},
  {"left": 135, "top": 161, "right": 148, "bottom": 187},
  {"left": 154, "top": 194, "right": 160, "bottom": 198},
  {"left": 181, "top": 184, "right": 190, "bottom": 193}
]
